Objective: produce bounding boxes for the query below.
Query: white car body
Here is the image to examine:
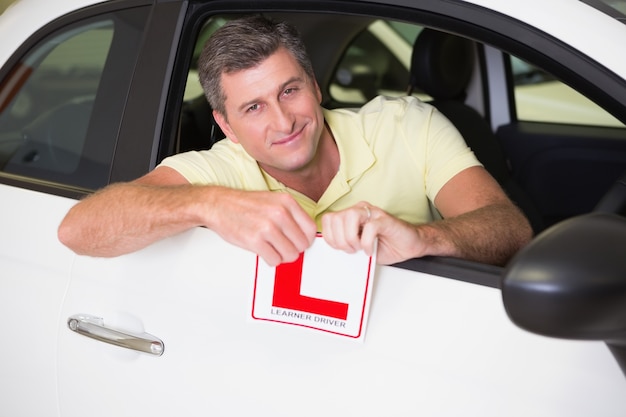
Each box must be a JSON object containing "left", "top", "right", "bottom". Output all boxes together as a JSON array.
[{"left": 1, "top": 0, "right": 626, "bottom": 416}]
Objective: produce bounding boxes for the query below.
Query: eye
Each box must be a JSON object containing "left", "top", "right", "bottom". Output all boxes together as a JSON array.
[
  {"left": 246, "top": 103, "right": 260, "bottom": 112},
  {"left": 283, "top": 86, "right": 298, "bottom": 96}
]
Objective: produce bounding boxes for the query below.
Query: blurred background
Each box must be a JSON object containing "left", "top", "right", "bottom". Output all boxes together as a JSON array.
[{"left": 0, "top": 0, "right": 15, "bottom": 14}]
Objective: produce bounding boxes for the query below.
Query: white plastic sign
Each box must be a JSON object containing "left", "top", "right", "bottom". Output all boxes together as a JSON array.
[{"left": 252, "top": 236, "right": 376, "bottom": 340}]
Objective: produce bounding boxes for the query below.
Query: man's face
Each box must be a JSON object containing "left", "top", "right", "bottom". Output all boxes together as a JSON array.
[{"left": 214, "top": 47, "right": 325, "bottom": 176}]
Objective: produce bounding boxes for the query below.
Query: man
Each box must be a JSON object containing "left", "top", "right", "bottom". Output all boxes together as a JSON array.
[{"left": 58, "top": 15, "right": 532, "bottom": 266}]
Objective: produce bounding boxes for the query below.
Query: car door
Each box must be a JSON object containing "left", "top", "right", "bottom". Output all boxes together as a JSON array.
[
  {"left": 0, "top": 3, "right": 151, "bottom": 416},
  {"left": 57, "top": 226, "right": 626, "bottom": 417},
  {"left": 0, "top": 184, "right": 75, "bottom": 416}
]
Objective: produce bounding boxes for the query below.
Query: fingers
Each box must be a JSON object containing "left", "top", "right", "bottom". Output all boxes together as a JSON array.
[
  {"left": 286, "top": 197, "right": 318, "bottom": 248},
  {"left": 322, "top": 202, "right": 376, "bottom": 255},
  {"left": 322, "top": 203, "right": 428, "bottom": 264},
  {"left": 255, "top": 233, "right": 302, "bottom": 267},
  {"left": 258, "top": 196, "right": 317, "bottom": 266},
  {"left": 209, "top": 190, "right": 316, "bottom": 266},
  {"left": 359, "top": 216, "right": 378, "bottom": 257}
]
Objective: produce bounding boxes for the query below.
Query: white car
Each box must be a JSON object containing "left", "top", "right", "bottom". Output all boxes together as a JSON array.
[{"left": 1, "top": 0, "right": 626, "bottom": 416}]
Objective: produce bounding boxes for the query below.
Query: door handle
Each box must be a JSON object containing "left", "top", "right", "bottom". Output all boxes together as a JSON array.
[{"left": 67, "top": 314, "right": 164, "bottom": 356}]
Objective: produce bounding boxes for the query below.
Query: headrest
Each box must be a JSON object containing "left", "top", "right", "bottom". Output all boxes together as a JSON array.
[{"left": 409, "top": 28, "right": 475, "bottom": 100}]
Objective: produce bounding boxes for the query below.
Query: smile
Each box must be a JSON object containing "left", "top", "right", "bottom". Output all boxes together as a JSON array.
[{"left": 271, "top": 125, "right": 305, "bottom": 147}]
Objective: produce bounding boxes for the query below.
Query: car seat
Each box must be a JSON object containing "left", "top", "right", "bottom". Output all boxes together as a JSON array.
[
  {"left": 407, "top": 28, "right": 544, "bottom": 234},
  {"left": 179, "top": 95, "right": 225, "bottom": 152}
]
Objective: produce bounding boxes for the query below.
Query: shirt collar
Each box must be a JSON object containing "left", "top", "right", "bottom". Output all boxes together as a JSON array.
[{"left": 323, "top": 106, "right": 376, "bottom": 184}]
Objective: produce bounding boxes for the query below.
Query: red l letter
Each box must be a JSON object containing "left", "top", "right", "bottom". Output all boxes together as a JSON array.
[{"left": 272, "top": 253, "right": 349, "bottom": 320}]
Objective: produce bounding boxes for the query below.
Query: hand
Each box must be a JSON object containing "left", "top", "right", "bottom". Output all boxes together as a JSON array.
[
  {"left": 206, "top": 189, "right": 317, "bottom": 266},
  {"left": 321, "top": 202, "right": 425, "bottom": 265}
]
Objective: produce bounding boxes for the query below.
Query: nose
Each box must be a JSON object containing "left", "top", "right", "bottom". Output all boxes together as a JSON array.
[{"left": 271, "top": 102, "right": 295, "bottom": 133}]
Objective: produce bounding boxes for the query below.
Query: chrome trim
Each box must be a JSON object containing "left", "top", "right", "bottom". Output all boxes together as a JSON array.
[{"left": 67, "top": 314, "right": 164, "bottom": 356}]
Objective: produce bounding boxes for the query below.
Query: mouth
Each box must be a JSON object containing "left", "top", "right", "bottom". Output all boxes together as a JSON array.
[{"left": 271, "top": 125, "right": 305, "bottom": 147}]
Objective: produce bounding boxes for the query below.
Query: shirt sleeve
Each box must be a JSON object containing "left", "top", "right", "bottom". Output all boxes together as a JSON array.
[
  {"left": 157, "top": 140, "right": 268, "bottom": 190},
  {"left": 420, "top": 103, "right": 482, "bottom": 202}
]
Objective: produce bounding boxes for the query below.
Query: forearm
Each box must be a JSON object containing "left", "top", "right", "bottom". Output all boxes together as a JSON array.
[
  {"left": 415, "top": 202, "right": 533, "bottom": 266},
  {"left": 58, "top": 181, "right": 317, "bottom": 263},
  {"left": 58, "top": 182, "right": 211, "bottom": 257}
]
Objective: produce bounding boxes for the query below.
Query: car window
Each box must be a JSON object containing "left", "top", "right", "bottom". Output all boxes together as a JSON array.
[
  {"left": 511, "top": 56, "right": 624, "bottom": 127},
  {"left": 329, "top": 20, "right": 625, "bottom": 129},
  {"left": 330, "top": 20, "right": 429, "bottom": 105},
  {"left": 183, "top": 18, "right": 424, "bottom": 105},
  {"left": 184, "top": 16, "right": 227, "bottom": 101},
  {"left": 0, "top": 8, "right": 148, "bottom": 190}
]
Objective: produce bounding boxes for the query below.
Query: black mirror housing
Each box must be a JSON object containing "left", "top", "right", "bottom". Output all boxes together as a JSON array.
[
  {"left": 503, "top": 213, "right": 626, "bottom": 341},
  {"left": 502, "top": 213, "right": 626, "bottom": 377}
]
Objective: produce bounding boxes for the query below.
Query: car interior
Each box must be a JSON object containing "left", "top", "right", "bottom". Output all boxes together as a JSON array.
[
  {"left": 405, "top": 27, "right": 544, "bottom": 233},
  {"left": 177, "top": 13, "right": 565, "bottom": 235}
]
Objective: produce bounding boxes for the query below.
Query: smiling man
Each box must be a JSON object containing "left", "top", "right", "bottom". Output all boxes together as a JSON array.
[{"left": 58, "top": 15, "right": 531, "bottom": 266}]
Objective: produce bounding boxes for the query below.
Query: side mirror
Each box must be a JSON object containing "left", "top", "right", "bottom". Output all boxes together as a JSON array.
[{"left": 502, "top": 213, "right": 626, "bottom": 377}]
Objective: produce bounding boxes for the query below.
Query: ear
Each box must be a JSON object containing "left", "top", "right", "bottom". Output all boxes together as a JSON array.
[{"left": 212, "top": 109, "right": 239, "bottom": 143}]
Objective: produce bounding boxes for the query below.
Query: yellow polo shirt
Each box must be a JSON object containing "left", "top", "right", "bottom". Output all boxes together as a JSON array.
[{"left": 159, "top": 95, "right": 481, "bottom": 229}]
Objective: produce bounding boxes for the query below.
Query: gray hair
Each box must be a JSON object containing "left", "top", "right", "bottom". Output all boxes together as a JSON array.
[{"left": 198, "top": 15, "right": 316, "bottom": 117}]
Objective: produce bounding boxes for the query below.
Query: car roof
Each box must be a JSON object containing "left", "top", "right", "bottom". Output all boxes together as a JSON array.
[
  {"left": 1, "top": 0, "right": 626, "bottom": 81},
  {"left": 468, "top": 0, "right": 626, "bottom": 78}
]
